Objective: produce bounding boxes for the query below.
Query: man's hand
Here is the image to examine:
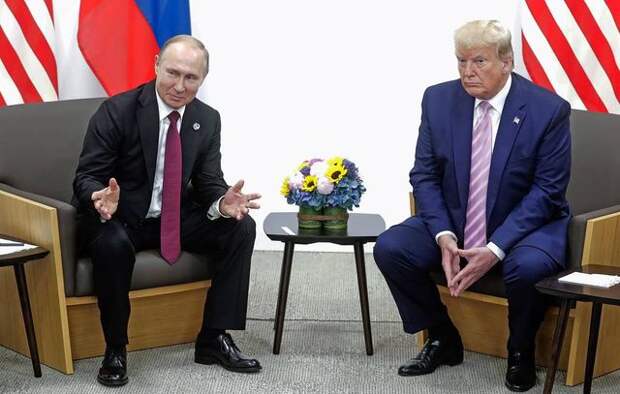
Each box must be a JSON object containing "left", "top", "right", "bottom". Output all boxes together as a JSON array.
[
  {"left": 437, "top": 234, "right": 460, "bottom": 295},
  {"left": 219, "top": 180, "right": 262, "bottom": 220},
  {"left": 450, "top": 247, "right": 499, "bottom": 297},
  {"left": 91, "top": 178, "right": 120, "bottom": 220}
]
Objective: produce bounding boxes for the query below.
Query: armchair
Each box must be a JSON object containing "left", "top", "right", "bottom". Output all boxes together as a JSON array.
[
  {"left": 411, "top": 109, "right": 620, "bottom": 385},
  {"left": 0, "top": 99, "right": 215, "bottom": 374}
]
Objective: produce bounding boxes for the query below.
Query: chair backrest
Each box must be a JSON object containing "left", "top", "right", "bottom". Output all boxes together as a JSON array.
[
  {"left": 567, "top": 109, "right": 620, "bottom": 216},
  {"left": 0, "top": 98, "right": 105, "bottom": 204}
]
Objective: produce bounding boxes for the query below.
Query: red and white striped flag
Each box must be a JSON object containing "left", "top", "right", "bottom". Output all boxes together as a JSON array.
[
  {"left": 520, "top": 0, "right": 620, "bottom": 114},
  {"left": 0, "top": 0, "right": 57, "bottom": 107}
]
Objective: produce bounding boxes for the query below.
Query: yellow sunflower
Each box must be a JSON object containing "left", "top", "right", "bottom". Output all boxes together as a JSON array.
[
  {"left": 327, "top": 156, "right": 344, "bottom": 168},
  {"left": 326, "top": 164, "right": 347, "bottom": 183},
  {"left": 302, "top": 175, "right": 318, "bottom": 192},
  {"left": 280, "top": 177, "right": 290, "bottom": 196}
]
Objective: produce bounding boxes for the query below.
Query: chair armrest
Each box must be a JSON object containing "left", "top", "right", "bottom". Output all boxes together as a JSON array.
[
  {"left": 0, "top": 183, "right": 77, "bottom": 296},
  {"left": 568, "top": 204, "right": 620, "bottom": 270},
  {"left": 409, "top": 192, "right": 417, "bottom": 216}
]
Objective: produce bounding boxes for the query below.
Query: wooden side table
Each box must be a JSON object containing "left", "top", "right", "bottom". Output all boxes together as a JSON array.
[
  {"left": 536, "top": 265, "right": 620, "bottom": 394},
  {"left": 0, "top": 238, "right": 49, "bottom": 377},
  {"left": 263, "top": 212, "right": 385, "bottom": 356}
]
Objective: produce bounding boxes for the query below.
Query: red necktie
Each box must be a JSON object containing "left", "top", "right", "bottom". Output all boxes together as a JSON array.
[
  {"left": 160, "top": 111, "right": 182, "bottom": 264},
  {"left": 463, "top": 101, "right": 492, "bottom": 250}
]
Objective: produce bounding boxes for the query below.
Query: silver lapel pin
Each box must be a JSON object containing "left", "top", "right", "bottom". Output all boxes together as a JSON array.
[
  {"left": 193, "top": 122, "right": 201, "bottom": 131},
  {"left": 513, "top": 116, "right": 520, "bottom": 125}
]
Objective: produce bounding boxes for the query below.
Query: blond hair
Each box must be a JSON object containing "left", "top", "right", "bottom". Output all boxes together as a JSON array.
[{"left": 454, "top": 20, "right": 513, "bottom": 65}]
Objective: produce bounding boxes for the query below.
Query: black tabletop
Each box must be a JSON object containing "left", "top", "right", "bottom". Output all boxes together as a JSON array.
[
  {"left": 263, "top": 212, "right": 386, "bottom": 245},
  {"left": 0, "top": 235, "right": 48, "bottom": 267},
  {"left": 536, "top": 265, "right": 620, "bottom": 306}
]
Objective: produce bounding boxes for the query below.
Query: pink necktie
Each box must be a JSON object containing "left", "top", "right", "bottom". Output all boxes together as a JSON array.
[
  {"left": 161, "top": 111, "right": 182, "bottom": 264},
  {"left": 463, "top": 101, "right": 492, "bottom": 250}
]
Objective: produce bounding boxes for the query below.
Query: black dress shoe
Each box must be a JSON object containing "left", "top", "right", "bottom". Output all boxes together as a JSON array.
[
  {"left": 398, "top": 335, "right": 464, "bottom": 376},
  {"left": 195, "top": 333, "right": 262, "bottom": 373},
  {"left": 97, "top": 346, "right": 128, "bottom": 387},
  {"left": 505, "top": 351, "right": 536, "bottom": 392}
]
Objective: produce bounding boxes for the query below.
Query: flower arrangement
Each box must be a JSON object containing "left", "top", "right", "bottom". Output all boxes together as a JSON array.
[{"left": 280, "top": 156, "right": 366, "bottom": 210}]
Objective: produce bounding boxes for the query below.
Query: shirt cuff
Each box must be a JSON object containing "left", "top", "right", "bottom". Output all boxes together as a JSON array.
[
  {"left": 435, "top": 230, "right": 457, "bottom": 245},
  {"left": 207, "top": 196, "right": 230, "bottom": 220},
  {"left": 486, "top": 242, "right": 505, "bottom": 261}
]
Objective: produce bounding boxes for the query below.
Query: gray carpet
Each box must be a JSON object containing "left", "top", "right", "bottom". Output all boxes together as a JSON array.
[{"left": 1, "top": 251, "right": 620, "bottom": 393}]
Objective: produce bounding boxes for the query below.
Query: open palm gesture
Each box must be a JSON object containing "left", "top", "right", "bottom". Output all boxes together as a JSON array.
[
  {"left": 219, "top": 180, "right": 261, "bottom": 220},
  {"left": 91, "top": 178, "right": 120, "bottom": 220}
]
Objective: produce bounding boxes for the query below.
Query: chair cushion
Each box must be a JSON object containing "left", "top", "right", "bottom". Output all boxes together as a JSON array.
[
  {"left": 0, "top": 98, "right": 104, "bottom": 204},
  {"left": 74, "top": 250, "right": 214, "bottom": 297}
]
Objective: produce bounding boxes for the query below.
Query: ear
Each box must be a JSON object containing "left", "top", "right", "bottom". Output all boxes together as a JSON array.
[
  {"left": 501, "top": 56, "right": 513, "bottom": 74},
  {"left": 154, "top": 54, "right": 160, "bottom": 75}
]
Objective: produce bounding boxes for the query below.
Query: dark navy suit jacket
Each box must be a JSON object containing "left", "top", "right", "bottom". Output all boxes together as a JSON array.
[{"left": 410, "top": 73, "right": 571, "bottom": 264}]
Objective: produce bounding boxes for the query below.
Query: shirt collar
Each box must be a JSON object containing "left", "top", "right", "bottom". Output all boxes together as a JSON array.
[
  {"left": 155, "top": 86, "right": 186, "bottom": 122},
  {"left": 474, "top": 73, "right": 512, "bottom": 114}
]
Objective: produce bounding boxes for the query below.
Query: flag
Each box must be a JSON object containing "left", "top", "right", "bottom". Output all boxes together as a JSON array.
[
  {"left": 0, "top": 0, "right": 57, "bottom": 106},
  {"left": 520, "top": 0, "right": 620, "bottom": 114},
  {"left": 78, "top": 0, "right": 191, "bottom": 97}
]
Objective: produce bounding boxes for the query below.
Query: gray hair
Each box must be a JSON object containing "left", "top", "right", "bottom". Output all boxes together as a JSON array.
[
  {"left": 454, "top": 20, "right": 513, "bottom": 64},
  {"left": 158, "top": 34, "right": 209, "bottom": 76}
]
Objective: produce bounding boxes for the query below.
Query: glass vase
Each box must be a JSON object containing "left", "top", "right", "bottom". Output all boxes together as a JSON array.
[
  {"left": 297, "top": 205, "right": 323, "bottom": 230},
  {"left": 323, "top": 206, "right": 349, "bottom": 232}
]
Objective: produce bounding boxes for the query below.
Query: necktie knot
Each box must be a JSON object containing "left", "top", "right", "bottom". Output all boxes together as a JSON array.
[
  {"left": 168, "top": 110, "right": 180, "bottom": 124},
  {"left": 478, "top": 101, "right": 492, "bottom": 116}
]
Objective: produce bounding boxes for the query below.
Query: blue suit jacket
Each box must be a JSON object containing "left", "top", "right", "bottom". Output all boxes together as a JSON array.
[{"left": 410, "top": 73, "right": 571, "bottom": 264}]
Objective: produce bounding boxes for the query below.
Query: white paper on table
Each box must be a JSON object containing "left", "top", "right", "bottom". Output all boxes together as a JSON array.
[
  {"left": 0, "top": 237, "right": 37, "bottom": 256},
  {"left": 558, "top": 272, "right": 620, "bottom": 288}
]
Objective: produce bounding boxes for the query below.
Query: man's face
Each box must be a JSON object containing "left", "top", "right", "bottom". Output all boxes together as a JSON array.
[
  {"left": 154, "top": 42, "right": 207, "bottom": 109},
  {"left": 456, "top": 45, "right": 511, "bottom": 100}
]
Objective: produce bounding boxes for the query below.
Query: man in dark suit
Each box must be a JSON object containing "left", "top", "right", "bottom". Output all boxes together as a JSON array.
[
  {"left": 73, "top": 35, "right": 262, "bottom": 387},
  {"left": 373, "top": 20, "right": 570, "bottom": 392}
]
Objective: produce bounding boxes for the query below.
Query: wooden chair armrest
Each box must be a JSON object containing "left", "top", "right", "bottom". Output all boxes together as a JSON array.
[
  {"left": 0, "top": 188, "right": 74, "bottom": 373},
  {"left": 580, "top": 209, "right": 620, "bottom": 266}
]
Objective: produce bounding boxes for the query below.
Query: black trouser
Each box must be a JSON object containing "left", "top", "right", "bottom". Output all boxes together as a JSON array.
[{"left": 79, "top": 207, "right": 256, "bottom": 347}]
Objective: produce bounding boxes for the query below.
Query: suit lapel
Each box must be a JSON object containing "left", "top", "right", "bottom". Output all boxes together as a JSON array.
[
  {"left": 453, "top": 87, "right": 475, "bottom": 212},
  {"left": 137, "top": 82, "right": 160, "bottom": 189},
  {"left": 486, "top": 74, "right": 527, "bottom": 219},
  {"left": 180, "top": 101, "right": 202, "bottom": 185}
]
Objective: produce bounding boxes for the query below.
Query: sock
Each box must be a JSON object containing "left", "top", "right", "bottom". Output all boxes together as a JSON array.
[
  {"left": 428, "top": 320, "right": 459, "bottom": 341},
  {"left": 203, "top": 328, "right": 225, "bottom": 342}
]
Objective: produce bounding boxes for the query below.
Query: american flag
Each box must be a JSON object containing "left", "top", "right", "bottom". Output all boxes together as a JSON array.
[
  {"left": 520, "top": 0, "right": 620, "bottom": 114},
  {"left": 0, "top": 0, "right": 57, "bottom": 106}
]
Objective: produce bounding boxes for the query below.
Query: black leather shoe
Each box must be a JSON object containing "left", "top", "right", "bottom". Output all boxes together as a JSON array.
[
  {"left": 97, "top": 346, "right": 128, "bottom": 387},
  {"left": 398, "top": 335, "right": 464, "bottom": 376},
  {"left": 195, "top": 333, "right": 262, "bottom": 373},
  {"left": 505, "top": 351, "right": 536, "bottom": 392}
]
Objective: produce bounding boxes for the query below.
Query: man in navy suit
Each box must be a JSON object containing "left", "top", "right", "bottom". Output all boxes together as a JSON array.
[
  {"left": 73, "top": 35, "right": 262, "bottom": 387},
  {"left": 373, "top": 20, "right": 570, "bottom": 392}
]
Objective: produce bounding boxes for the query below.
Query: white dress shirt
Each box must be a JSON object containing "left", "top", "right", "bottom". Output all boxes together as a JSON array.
[
  {"left": 434, "top": 75, "right": 513, "bottom": 260},
  {"left": 146, "top": 89, "right": 226, "bottom": 220}
]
